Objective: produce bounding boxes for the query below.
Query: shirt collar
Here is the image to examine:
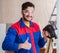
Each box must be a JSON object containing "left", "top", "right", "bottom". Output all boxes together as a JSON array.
[{"left": 19, "top": 18, "right": 34, "bottom": 27}]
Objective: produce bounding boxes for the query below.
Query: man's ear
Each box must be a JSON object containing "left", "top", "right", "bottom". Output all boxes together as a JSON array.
[{"left": 21, "top": 10, "right": 23, "bottom": 14}]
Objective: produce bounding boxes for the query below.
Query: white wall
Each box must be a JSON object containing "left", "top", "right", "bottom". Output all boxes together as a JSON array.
[
  {"left": 0, "top": 24, "right": 6, "bottom": 53},
  {"left": 57, "top": 0, "right": 60, "bottom": 53}
]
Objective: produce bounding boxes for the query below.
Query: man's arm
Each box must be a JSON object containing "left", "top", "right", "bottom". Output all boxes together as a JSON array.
[
  {"left": 38, "top": 31, "right": 46, "bottom": 48},
  {"left": 2, "top": 27, "right": 19, "bottom": 51},
  {"left": 2, "top": 27, "right": 31, "bottom": 51}
]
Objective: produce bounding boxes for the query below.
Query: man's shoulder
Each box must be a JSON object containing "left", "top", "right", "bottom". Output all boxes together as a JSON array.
[
  {"left": 10, "top": 21, "right": 20, "bottom": 29},
  {"left": 32, "top": 22, "right": 39, "bottom": 27},
  {"left": 32, "top": 22, "right": 41, "bottom": 31}
]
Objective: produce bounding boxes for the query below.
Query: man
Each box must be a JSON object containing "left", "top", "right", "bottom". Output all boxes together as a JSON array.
[{"left": 2, "top": 2, "right": 48, "bottom": 53}]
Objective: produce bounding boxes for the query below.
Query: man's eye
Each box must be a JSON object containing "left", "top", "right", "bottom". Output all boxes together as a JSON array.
[
  {"left": 24, "top": 10, "right": 28, "bottom": 13},
  {"left": 23, "top": 10, "right": 34, "bottom": 14}
]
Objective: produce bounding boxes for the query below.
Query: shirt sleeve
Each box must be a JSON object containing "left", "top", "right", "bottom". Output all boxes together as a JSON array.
[
  {"left": 38, "top": 31, "right": 46, "bottom": 48},
  {"left": 2, "top": 27, "right": 19, "bottom": 51}
]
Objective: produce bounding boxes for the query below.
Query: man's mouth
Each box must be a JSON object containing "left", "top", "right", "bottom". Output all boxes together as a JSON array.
[{"left": 26, "top": 16, "right": 32, "bottom": 18}]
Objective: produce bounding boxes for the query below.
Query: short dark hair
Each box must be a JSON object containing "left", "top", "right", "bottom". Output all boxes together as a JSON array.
[{"left": 22, "top": 2, "right": 35, "bottom": 10}]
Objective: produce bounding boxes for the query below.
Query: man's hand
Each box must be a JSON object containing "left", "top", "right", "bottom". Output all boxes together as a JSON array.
[
  {"left": 18, "top": 37, "right": 31, "bottom": 50},
  {"left": 42, "top": 31, "right": 50, "bottom": 41}
]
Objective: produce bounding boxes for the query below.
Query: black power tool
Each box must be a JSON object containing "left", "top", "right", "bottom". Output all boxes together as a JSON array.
[{"left": 43, "top": 24, "right": 57, "bottom": 39}]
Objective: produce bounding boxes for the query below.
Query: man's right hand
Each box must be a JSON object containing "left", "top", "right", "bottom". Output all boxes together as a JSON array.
[{"left": 18, "top": 37, "right": 31, "bottom": 50}]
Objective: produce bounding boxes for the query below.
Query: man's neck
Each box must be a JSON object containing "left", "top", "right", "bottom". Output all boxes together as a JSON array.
[{"left": 22, "top": 18, "right": 30, "bottom": 28}]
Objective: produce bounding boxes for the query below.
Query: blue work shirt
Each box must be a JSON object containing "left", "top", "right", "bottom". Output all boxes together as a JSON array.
[{"left": 2, "top": 18, "right": 46, "bottom": 53}]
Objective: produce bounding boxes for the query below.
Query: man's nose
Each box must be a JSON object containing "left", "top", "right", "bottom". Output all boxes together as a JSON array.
[{"left": 28, "top": 12, "right": 32, "bottom": 16}]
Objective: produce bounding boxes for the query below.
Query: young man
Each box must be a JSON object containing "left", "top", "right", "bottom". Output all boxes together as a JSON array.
[{"left": 2, "top": 2, "right": 48, "bottom": 53}]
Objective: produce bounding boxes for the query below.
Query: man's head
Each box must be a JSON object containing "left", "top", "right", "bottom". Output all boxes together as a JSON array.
[{"left": 21, "top": 2, "right": 35, "bottom": 21}]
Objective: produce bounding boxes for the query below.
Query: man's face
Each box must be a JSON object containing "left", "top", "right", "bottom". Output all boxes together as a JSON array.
[{"left": 22, "top": 7, "right": 34, "bottom": 21}]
